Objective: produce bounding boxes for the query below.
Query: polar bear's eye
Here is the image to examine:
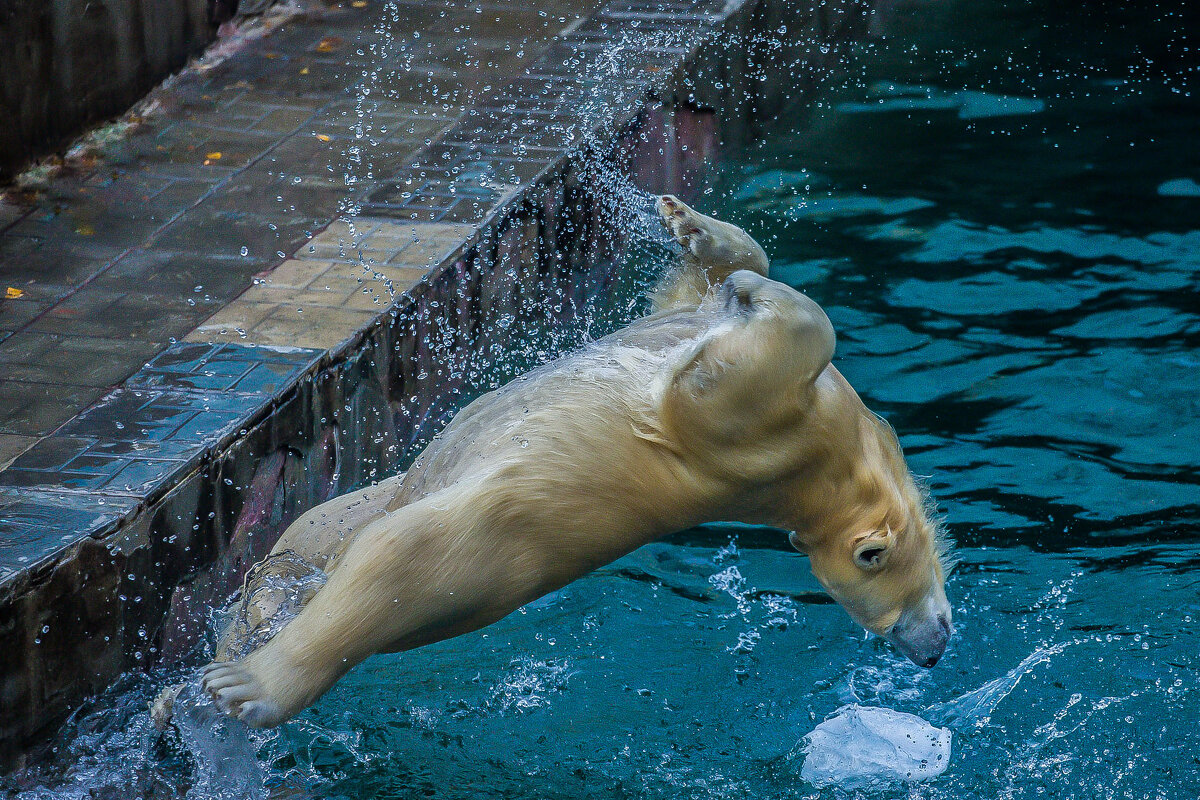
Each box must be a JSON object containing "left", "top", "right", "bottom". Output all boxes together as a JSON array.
[{"left": 853, "top": 545, "right": 889, "bottom": 571}]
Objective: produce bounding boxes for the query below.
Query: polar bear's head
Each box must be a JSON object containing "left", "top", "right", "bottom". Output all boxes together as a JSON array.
[
  {"left": 792, "top": 420, "right": 955, "bottom": 669},
  {"left": 659, "top": 271, "right": 953, "bottom": 667}
]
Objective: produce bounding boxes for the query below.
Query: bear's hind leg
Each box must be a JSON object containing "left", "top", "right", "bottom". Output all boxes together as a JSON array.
[
  {"left": 656, "top": 196, "right": 768, "bottom": 277},
  {"left": 652, "top": 195, "right": 769, "bottom": 312}
]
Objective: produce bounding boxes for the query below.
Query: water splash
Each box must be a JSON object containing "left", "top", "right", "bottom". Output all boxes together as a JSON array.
[
  {"left": 1, "top": 552, "right": 329, "bottom": 799},
  {"left": 402, "top": 656, "right": 577, "bottom": 728},
  {"left": 217, "top": 550, "right": 328, "bottom": 661},
  {"left": 170, "top": 681, "right": 270, "bottom": 800},
  {"left": 706, "top": 548, "right": 801, "bottom": 657},
  {"left": 1, "top": 671, "right": 276, "bottom": 800},
  {"left": 928, "top": 644, "right": 1068, "bottom": 730},
  {"left": 482, "top": 657, "right": 577, "bottom": 714}
]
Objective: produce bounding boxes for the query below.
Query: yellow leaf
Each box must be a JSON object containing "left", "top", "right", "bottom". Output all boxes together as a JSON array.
[
  {"left": 315, "top": 134, "right": 332, "bottom": 142},
  {"left": 352, "top": 1, "right": 368, "bottom": 6},
  {"left": 205, "top": 151, "right": 222, "bottom": 160},
  {"left": 5, "top": 287, "right": 24, "bottom": 299},
  {"left": 300, "top": 66, "right": 310, "bottom": 75},
  {"left": 76, "top": 224, "right": 95, "bottom": 236},
  {"left": 315, "top": 36, "right": 342, "bottom": 52}
]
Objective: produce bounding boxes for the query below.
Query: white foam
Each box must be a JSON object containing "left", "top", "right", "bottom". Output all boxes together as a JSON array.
[{"left": 799, "top": 704, "right": 951, "bottom": 789}]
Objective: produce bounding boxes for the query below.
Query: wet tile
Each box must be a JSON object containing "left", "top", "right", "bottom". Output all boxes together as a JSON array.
[
  {"left": 149, "top": 179, "right": 217, "bottom": 208},
  {"left": 0, "top": 244, "right": 117, "bottom": 291},
  {"left": 0, "top": 200, "right": 27, "bottom": 233},
  {"left": 6, "top": 208, "right": 150, "bottom": 254},
  {"left": 128, "top": 341, "right": 319, "bottom": 395},
  {"left": 56, "top": 387, "right": 247, "bottom": 445},
  {"left": 0, "top": 434, "right": 37, "bottom": 470},
  {"left": 0, "top": 331, "right": 160, "bottom": 388},
  {"left": 189, "top": 130, "right": 284, "bottom": 169},
  {"left": 0, "top": 296, "right": 54, "bottom": 329},
  {"left": 0, "top": 344, "right": 319, "bottom": 496},
  {"left": 147, "top": 207, "right": 317, "bottom": 261},
  {"left": 0, "top": 380, "right": 106, "bottom": 436},
  {"left": 185, "top": 302, "right": 279, "bottom": 342},
  {"left": 0, "top": 489, "right": 138, "bottom": 583},
  {"left": 388, "top": 235, "right": 467, "bottom": 268},
  {"left": 27, "top": 288, "right": 217, "bottom": 340},
  {"left": 97, "top": 249, "right": 267, "bottom": 297},
  {"left": 251, "top": 305, "right": 377, "bottom": 349},
  {"left": 250, "top": 107, "right": 319, "bottom": 134},
  {"left": 254, "top": 258, "right": 337, "bottom": 289}
]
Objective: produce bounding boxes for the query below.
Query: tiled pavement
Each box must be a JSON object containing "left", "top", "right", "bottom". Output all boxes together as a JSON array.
[
  {"left": 4, "top": 0, "right": 640, "bottom": 574},
  {"left": 0, "top": 0, "right": 605, "bottom": 461},
  {"left": 0, "top": 0, "right": 656, "bottom": 627}
]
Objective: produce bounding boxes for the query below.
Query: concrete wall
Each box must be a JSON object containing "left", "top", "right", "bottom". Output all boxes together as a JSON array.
[{"left": 0, "top": 0, "right": 212, "bottom": 182}]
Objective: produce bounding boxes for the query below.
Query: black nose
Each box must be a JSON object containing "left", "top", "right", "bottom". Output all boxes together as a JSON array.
[{"left": 922, "top": 653, "right": 942, "bottom": 668}]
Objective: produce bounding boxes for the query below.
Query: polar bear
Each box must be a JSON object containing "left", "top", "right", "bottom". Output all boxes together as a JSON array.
[{"left": 200, "top": 197, "right": 953, "bottom": 728}]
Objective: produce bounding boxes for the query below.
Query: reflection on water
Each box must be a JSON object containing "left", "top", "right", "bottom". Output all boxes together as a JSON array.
[{"left": 6, "top": 0, "right": 1198, "bottom": 797}]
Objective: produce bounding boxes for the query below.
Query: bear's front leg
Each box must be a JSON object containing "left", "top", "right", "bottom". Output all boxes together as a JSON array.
[{"left": 202, "top": 481, "right": 549, "bottom": 727}]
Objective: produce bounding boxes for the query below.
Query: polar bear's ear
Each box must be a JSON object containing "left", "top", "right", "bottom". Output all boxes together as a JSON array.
[{"left": 851, "top": 527, "right": 896, "bottom": 572}]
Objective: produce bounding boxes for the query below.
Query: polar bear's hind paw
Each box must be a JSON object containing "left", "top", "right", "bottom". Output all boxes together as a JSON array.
[{"left": 202, "top": 659, "right": 290, "bottom": 728}]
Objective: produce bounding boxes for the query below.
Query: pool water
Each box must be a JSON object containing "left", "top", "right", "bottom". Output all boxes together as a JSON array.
[{"left": 8, "top": 1, "right": 1199, "bottom": 798}]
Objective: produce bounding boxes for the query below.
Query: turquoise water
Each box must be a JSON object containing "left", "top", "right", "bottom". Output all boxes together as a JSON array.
[
  {"left": 294, "top": 2, "right": 1200, "bottom": 797},
  {"left": 279, "top": 2, "right": 1200, "bottom": 796},
  {"left": 7, "top": 1, "right": 1199, "bottom": 798}
]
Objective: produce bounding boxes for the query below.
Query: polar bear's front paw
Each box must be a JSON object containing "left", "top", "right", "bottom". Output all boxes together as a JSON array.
[
  {"left": 202, "top": 658, "right": 290, "bottom": 728},
  {"left": 656, "top": 194, "right": 713, "bottom": 258}
]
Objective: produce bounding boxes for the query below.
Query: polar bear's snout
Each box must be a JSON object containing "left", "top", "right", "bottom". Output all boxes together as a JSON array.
[{"left": 888, "top": 589, "right": 954, "bottom": 668}]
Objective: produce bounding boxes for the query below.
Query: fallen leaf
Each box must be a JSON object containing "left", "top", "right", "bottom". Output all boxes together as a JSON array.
[
  {"left": 315, "top": 36, "right": 342, "bottom": 52},
  {"left": 264, "top": 51, "right": 279, "bottom": 59},
  {"left": 352, "top": 1, "right": 368, "bottom": 6},
  {"left": 5, "top": 287, "right": 23, "bottom": 299},
  {"left": 206, "top": 151, "right": 223, "bottom": 160},
  {"left": 300, "top": 66, "right": 310, "bottom": 75},
  {"left": 76, "top": 224, "right": 95, "bottom": 236},
  {"left": 315, "top": 134, "right": 332, "bottom": 142}
]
